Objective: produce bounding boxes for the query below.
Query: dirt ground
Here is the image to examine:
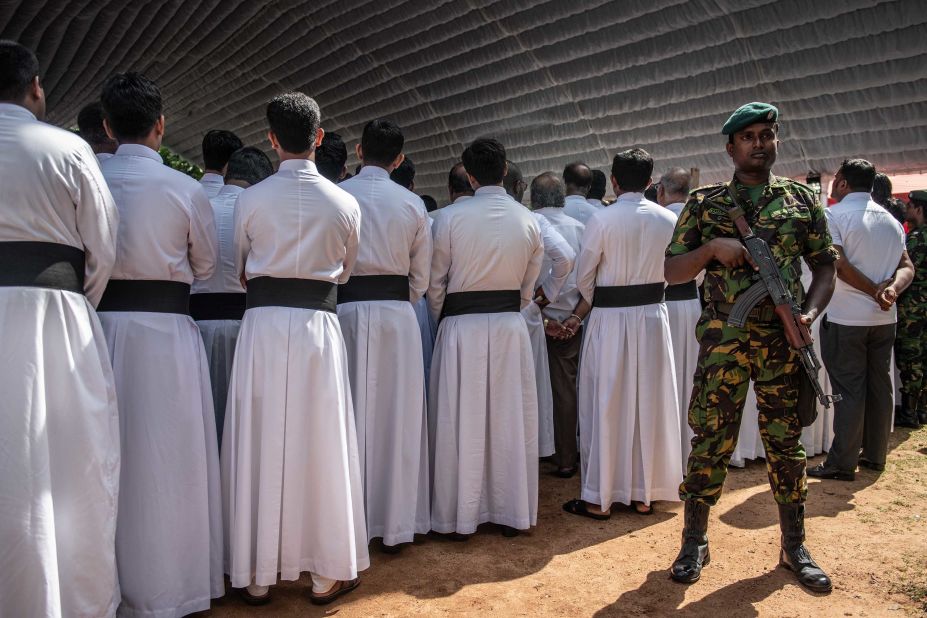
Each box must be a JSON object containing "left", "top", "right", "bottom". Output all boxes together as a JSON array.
[{"left": 199, "top": 426, "right": 927, "bottom": 617}]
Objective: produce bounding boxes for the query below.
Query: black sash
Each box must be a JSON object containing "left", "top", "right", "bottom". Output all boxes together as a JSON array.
[
  {"left": 665, "top": 281, "right": 699, "bottom": 302},
  {"left": 442, "top": 290, "right": 521, "bottom": 318},
  {"left": 593, "top": 282, "right": 665, "bottom": 308},
  {"left": 0, "top": 241, "right": 85, "bottom": 293},
  {"left": 98, "top": 280, "right": 191, "bottom": 315},
  {"left": 190, "top": 293, "right": 247, "bottom": 321},
  {"left": 245, "top": 277, "right": 337, "bottom": 313},
  {"left": 337, "top": 274, "right": 409, "bottom": 304}
]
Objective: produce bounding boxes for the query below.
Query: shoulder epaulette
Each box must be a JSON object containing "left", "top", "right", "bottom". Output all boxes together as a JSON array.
[{"left": 692, "top": 183, "right": 727, "bottom": 203}]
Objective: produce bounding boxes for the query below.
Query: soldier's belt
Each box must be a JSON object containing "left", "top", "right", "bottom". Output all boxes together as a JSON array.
[{"left": 710, "top": 301, "right": 777, "bottom": 323}]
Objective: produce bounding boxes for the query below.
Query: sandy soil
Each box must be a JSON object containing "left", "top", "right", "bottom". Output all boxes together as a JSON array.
[{"left": 199, "top": 426, "right": 927, "bottom": 617}]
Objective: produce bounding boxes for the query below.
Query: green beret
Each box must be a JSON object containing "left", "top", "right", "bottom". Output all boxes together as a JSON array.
[
  {"left": 910, "top": 190, "right": 927, "bottom": 203},
  {"left": 721, "top": 102, "right": 779, "bottom": 135}
]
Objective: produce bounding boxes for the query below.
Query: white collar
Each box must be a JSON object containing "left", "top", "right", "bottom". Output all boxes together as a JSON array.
[
  {"left": 115, "top": 143, "right": 162, "bottom": 162},
  {"left": 0, "top": 102, "right": 36, "bottom": 120}
]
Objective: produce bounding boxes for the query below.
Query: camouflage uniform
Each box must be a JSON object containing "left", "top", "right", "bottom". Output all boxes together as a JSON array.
[
  {"left": 895, "top": 224, "right": 927, "bottom": 406},
  {"left": 666, "top": 175, "right": 838, "bottom": 506}
]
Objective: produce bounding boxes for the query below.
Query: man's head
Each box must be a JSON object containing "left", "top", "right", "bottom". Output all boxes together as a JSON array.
[
  {"left": 224, "top": 146, "right": 274, "bottom": 188},
  {"left": 359, "top": 118, "right": 405, "bottom": 171},
  {"left": 503, "top": 159, "right": 526, "bottom": 202},
  {"left": 610, "top": 148, "right": 653, "bottom": 194},
  {"left": 77, "top": 101, "right": 117, "bottom": 155},
  {"left": 872, "top": 172, "right": 893, "bottom": 207},
  {"left": 100, "top": 72, "right": 164, "bottom": 147},
  {"left": 656, "top": 167, "right": 691, "bottom": 207},
  {"left": 447, "top": 161, "right": 474, "bottom": 202},
  {"left": 316, "top": 131, "right": 348, "bottom": 182},
  {"left": 906, "top": 190, "right": 927, "bottom": 226},
  {"left": 0, "top": 40, "right": 44, "bottom": 118},
  {"left": 461, "top": 138, "right": 507, "bottom": 189},
  {"left": 723, "top": 103, "right": 780, "bottom": 175},
  {"left": 202, "top": 129, "right": 243, "bottom": 173},
  {"left": 266, "top": 92, "right": 322, "bottom": 158},
  {"left": 530, "top": 172, "right": 565, "bottom": 211},
  {"left": 588, "top": 169, "right": 607, "bottom": 201},
  {"left": 421, "top": 195, "right": 438, "bottom": 213},
  {"left": 831, "top": 158, "right": 875, "bottom": 202},
  {"left": 390, "top": 157, "right": 415, "bottom": 190},
  {"left": 562, "top": 162, "right": 592, "bottom": 197}
]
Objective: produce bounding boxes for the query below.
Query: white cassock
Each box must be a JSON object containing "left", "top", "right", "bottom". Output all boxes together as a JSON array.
[
  {"left": 192, "top": 184, "right": 246, "bottom": 445},
  {"left": 429, "top": 185, "right": 543, "bottom": 534},
  {"left": 337, "top": 166, "right": 432, "bottom": 546},
  {"left": 525, "top": 211, "right": 574, "bottom": 457},
  {"left": 199, "top": 171, "right": 224, "bottom": 199},
  {"left": 563, "top": 194, "right": 599, "bottom": 225},
  {"left": 100, "top": 144, "right": 223, "bottom": 618},
  {"left": 575, "top": 193, "right": 682, "bottom": 507},
  {"left": 664, "top": 201, "right": 702, "bottom": 470},
  {"left": 0, "top": 104, "right": 121, "bottom": 618},
  {"left": 222, "top": 159, "right": 369, "bottom": 588}
]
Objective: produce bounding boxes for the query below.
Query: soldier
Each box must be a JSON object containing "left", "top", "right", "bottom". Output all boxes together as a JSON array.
[
  {"left": 664, "top": 102, "right": 838, "bottom": 592},
  {"left": 894, "top": 190, "right": 927, "bottom": 428}
]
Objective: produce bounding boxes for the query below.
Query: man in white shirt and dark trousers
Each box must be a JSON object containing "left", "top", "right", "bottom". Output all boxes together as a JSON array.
[
  {"left": 199, "top": 129, "right": 243, "bottom": 198},
  {"left": 809, "top": 159, "right": 913, "bottom": 480}
]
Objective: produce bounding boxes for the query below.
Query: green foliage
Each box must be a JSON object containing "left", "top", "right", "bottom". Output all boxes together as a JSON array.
[{"left": 159, "top": 146, "right": 203, "bottom": 180}]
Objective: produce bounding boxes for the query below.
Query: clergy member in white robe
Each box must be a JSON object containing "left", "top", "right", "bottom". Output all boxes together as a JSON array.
[
  {"left": 562, "top": 162, "right": 599, "bottom": 224},
  {"left": 562, "top": 149, "right": 681, "bottom": 518},
  {"left": 0, "top": 42, "right": 121, "bottom": 618},
  {"left": 222, "top": 92, "right": 368, "bottom": 606},
  {"left": 98, "top": 73, "right": 223, "bottom": 618},
  {"left": 429, "top": 138, "right": 543, "bottom": 537},
  {"left": 337, "top": 119, "right": 432, "bottom": 551},
  {"left": 77, "top": 100, "right": 117, "bottom": 166},
  {"left": 191, "top": 147, "right": 274, "bottom": 446},
  {"left": 199, "top": 129, "right": 242, "bottom": 199}
]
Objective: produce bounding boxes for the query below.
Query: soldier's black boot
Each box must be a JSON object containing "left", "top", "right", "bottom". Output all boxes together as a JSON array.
[
  {"left": 918, "top": 393, "right": 927, "bottom": 425},
  {"left": 895, "top": 393, "right": 921, "bottom": 428},
  {"left": 670, "top": 500, "right": 710, "bottom": 584},
  {"left": 777, "top": 503, "right": 832, "bottom": 593}
]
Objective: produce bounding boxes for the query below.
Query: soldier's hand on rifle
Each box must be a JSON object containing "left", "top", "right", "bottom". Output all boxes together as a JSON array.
[{"left": 709, "top": 238, "right": 759, "bottom": 270}]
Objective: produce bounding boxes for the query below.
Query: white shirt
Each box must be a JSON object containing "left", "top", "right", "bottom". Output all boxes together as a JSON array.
[
  {"left": 102, "top": 144, "right": 216, "bottom": 283},
  {"left": 199, "top": 172, "right": 224, "bottom": 199},
  {"left": 428, "top": 185, "right": 543, "bottom": 320},
  {"left": 666, "top": 201, "right": 686, "bottom": 217},
  {"left": 235, "top": 159, "right": 360, "bottom": 283},
  {"left": 563, "top": 195, "right": 600, "bottom": 224},
  {"left": 338, "top": 166, "right": 432, "bottom": 302},
  {"left": 532, "top": 211, "right": 575, "bottom": 305},
  {"left": 575, "top": 193, "right": 677, "bottom": 303},
  {"left": 825, "top": 192, "right": 905, "bottom": 326},
  {"left": 96, "top": 152, "right": 114, "bottom": 164},
  {"left": 192, "top": 184, "right": 245, "bottom": 294},
  {"left": 0, "top": 103, "right": 118, "bottom": 306},
  {"left": 536, "top": 207, "right": 585, "bottom": 320},
  {"left": 587, "top": 198, "right": 605, "bottom": 210}
]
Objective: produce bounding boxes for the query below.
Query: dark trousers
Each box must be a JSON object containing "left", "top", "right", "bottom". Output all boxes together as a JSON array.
[
  {"left": 546, "top": 326, "right": 582, "bottom": 469},
  {"left": 820, "top": 318, "right": 896, "bottom": 470}
]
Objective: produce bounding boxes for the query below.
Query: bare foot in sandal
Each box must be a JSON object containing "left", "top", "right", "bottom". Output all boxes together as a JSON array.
[
  {"left": 309, "top": 578, "right": 360, "bottom": 605},
  {"left": 563, "top": 498, "right": 611, "bottom": 520},
  {"left": 633, "top": 501, "right": 654, "bottom": 515}
]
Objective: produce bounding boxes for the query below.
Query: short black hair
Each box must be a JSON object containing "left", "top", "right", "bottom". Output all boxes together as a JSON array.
[
  {"left": 448, "top": 161, "right": 472, "bottom": 195},
  {"left": 100, "top": 72, "right": 162, "bottom": 141},
  {"left": 588, "top": 169, "right": 607, "bottom": 200},
  {"left": 266, "top": 92, "right": 321, "bottom": 154},
  {"left": 462, "top": 138, "right": 506, "bottom": 186},
  {"left": 361, "top": 119, "right": 404, "bottom": 167},
  {"left": 77, "top": 101, "right": 109, "bottom": 146},
  {"left": 421, "top": 195, "right": 438, "bottom": 212},
  {"left": 838, "top": 158, "right": 876, "bottom": 193},
  {"left": 202, "top": 129, "right": 243, "bottom": 171},
  {"left": 390, "top": 157, "right": 415, "bottom": 189},
  {"left": 0, "top": 40, "right": 39, "bottom": 102},
  {"left": 316, "top": 131, "right": 348, "bottom": 182},
  {"left": 562, "top": 162, "right": 592, "bottom": 194},
  {"left": 226, "top": 147, "right": 273, "bottom": 186},
  {"left": 611, "top": 148, "right": 653, "bottom": 192},
  {"left": 871, "top": 173, "right": 893, "bottom": 206}
]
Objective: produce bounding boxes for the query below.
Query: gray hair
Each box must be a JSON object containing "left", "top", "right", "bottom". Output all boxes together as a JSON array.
[
  {"left": 659, "top": 167, "right": 691, "bottom": 200},
  {"left": 530, "top": 172, "right": 565, "bottom": 210}
]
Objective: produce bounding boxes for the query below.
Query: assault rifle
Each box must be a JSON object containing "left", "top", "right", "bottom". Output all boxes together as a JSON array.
[{"left": 721, "top": 186, "right": 840, "bottom": 409}]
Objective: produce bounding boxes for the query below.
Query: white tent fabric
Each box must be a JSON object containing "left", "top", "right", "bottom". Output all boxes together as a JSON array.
[{"left": 3, "top": 1, "right": 925, "bottom": 201}]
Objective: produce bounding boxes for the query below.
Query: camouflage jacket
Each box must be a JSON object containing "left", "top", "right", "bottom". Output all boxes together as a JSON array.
[
  {"left": 665, "top": 174, "right": 838, "bottom": 305},
  {"left": 899, "top": 225, "right": 927, "bottom": 314}
]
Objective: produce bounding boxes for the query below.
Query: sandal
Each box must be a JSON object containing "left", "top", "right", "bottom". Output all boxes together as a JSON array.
[
  {"left": 633, "top": 501, "right": 654, "bottom": 515},
  {"left": 562, "top": 498, "right": 610, "bottom": 520},
  {"left": 309, "top": 578, "right": 360, "bottom": 606},
  {"left": 239, "top": 587, "right": 271, "bottom": 606}
]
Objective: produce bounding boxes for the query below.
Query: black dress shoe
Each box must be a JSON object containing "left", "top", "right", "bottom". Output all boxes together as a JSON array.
[
  {"left": 857, "top": 459, "right": 885, "bottom": 472},
  {"left": 670, "top": 500, "right": 710, "bottom": 584},
  {"left": 553, "top": 466, "right": 577, "bottom": 478},
  {"left": 778, "top": 503, "right": 832, "bottom": 593},
  {"left": 501, "top": 525, "right": 520, "bottom": 538},
  {"left": 807, "top": 463, "right": 854, "bottom": 481}
]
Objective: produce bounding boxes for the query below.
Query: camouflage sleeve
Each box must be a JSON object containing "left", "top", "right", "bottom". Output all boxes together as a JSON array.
[
  {"left": 665, "top": 197, "right": 701, "bottom": 257},
  {"left": 799, "top": 188, "right": 838, "bottom": 268},
  {"left": 908, "top": 230, "right": 927, "bottom": 271}
]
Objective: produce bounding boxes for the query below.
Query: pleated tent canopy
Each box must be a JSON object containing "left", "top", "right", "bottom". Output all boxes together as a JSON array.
[{"left": 3, "top": 0, "right": 925, "bottom": 201}]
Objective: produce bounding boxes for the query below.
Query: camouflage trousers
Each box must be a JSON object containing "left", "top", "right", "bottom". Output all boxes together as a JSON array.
[
  {"left": 679, "top": 310, "right": 807, "bottom": 506},
  {"left": 895, "top": 306, "right": 926, "bottom": 399}
]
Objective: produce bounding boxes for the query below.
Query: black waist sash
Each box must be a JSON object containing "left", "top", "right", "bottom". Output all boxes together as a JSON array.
[
  {"left": 337, "top": 274, "right": 409, "bottom": 304},
  {"left": 665, "top": 280, "right": 699, "bottom": 302},
  {"left": 245, "top": 277, "right": 337, "bottom": 313},
  {"left": 190, "top": 293, "right": 247, "bottom": 321},
  {"left": 593, "top": 282, "right": 665, "bottom": 308},
  {"left": 0, "top": 241, "right": 85, "bottom": 293},
  {"left": 98, "top": 280, "right": 191, "bottom": 314},
  {"left": 442, "top": 290, "right": 521, "bottom": 318}
]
